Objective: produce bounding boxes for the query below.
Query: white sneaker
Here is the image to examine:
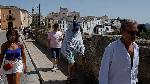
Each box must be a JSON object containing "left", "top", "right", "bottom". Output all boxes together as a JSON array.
[
  {"left": 51, "top": 66, "right": 58, "bottom": 71},
  {"left": 51, "top": 67, "right": 57, "bottom": 71},
  {"left": 55, "top": 66, "right": 58, "bottom": 70}
]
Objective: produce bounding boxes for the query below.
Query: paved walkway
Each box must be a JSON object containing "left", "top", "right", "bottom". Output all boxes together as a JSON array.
[
  {"left": 20, "top": 33, "right": 41, "bottom": 84},
  {"left": 22, "top": 38, "right": 68, "bottom": 84}
]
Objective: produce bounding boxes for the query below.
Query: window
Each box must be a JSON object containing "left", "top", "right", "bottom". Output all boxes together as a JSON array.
[
  {"left": 106, "top": 27, "right": 109, "bottom": 31},
  {"left": 58, "top": 20, "right": 61, "bottom": 24},
  {"left": 9, "top": 10, "right": 11, "bottom": 14}
]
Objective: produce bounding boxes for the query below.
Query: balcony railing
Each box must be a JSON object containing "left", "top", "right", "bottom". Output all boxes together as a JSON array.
[{"left": 6, "top": 15, "right": 15, "bottom": 21}]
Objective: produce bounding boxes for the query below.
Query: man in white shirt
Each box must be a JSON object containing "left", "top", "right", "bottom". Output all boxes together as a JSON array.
[{"left": 99, "top": 19, "right": 139, "bottom": 84}]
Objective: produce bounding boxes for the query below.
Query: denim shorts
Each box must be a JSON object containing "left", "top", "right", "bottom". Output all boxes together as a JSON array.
[{"left": 50, "top": 48, "right": 61, "bottom": 59}]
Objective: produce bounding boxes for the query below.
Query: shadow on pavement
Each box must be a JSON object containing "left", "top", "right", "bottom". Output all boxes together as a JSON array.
[
  {"left": 42, "top": 80, "right": 66, "bottom": 84},
  {"left": 26, "top": 41, "right": 86, "bottom": 84},
  {"left": 37, "top": 68, "right": 53, "bottom": 72},
  {"left": 27, "top": 71, "right": 38, "bottom": 75},
  {"left": 31, "top": 41, "right": 68, "bottom": 76}
]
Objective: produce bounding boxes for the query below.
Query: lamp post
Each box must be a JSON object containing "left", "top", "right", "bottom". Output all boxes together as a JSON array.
[
  {"left": 38, "top": 4, "right": 40, "bottom": 28},
  {"left": 35, "top": 4, "right": 40, "bottom": 41}
]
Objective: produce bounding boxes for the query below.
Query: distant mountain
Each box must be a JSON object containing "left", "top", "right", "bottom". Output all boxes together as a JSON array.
[{"left": 145, "top": 23, "right": 150, "bottom": 30}]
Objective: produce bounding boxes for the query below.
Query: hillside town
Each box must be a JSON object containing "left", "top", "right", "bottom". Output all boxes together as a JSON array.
[
  {"left": 0, "top": 5, "right": 121, "bottom": 35},
  {"left": 1, "top": 5, "right": 150, "bottom": 37}
]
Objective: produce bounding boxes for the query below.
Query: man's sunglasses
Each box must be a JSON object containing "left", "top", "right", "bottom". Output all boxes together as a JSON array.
[{"left": 126, "top": 30, "right": 138, "bottom": 36}]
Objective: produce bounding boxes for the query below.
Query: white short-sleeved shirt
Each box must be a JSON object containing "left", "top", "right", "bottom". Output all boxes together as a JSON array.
[
  {"left": 99, "top": 39, "right": 139, "bottom": 84},
  {"left": 47, "top": 31, "right": 62, "bottom": 48}
]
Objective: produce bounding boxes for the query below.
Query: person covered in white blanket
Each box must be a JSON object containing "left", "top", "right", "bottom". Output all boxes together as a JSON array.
[{"left": 61, "top": 16, "right": 86, "bottom": 83}]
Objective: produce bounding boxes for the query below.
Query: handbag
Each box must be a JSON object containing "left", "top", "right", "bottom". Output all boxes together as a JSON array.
[
  {"left": 3, "top": 63, "right": 13, "bottom": 71},
  {"left": 1, "top": 54, "right": 13, "bottom": 71}
]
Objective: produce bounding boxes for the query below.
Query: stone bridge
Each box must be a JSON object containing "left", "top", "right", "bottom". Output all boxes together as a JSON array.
[{"left": 36, "top": 30, "right": 150, "bottom": 84}]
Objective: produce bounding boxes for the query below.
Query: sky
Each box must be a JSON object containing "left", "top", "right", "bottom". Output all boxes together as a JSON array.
[{"left": 0, "top": 0, "right": 150, "bottom": 24}]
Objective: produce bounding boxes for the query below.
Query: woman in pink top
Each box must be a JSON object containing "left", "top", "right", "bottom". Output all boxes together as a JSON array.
[{"left": 47, "top": 23, "right": 63, "bottom": 71}]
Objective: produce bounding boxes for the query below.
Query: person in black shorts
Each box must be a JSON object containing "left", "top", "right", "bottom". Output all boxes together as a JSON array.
[{"left": 47, "top": 23, "right": 63, "bottom": 71}]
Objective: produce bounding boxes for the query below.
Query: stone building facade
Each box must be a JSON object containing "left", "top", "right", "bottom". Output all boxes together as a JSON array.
[
  {"left": 0, "top": 8, "right": 1, "bottom": 28},
  {"left": 0, "top": 6, "right": 32, "bottom": 30},
  {"left": 45, "top": 7, "right": 80, "bottom": 32}
]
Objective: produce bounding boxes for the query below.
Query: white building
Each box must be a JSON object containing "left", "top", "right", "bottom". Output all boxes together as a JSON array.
[
  {"left": 111, "top": 19, "right": 121, "bottom": 29},
  {"left": 80, "top": 16, "right": 113, "bottom": 35},
  {"left": 0, "top": 8, "right": 1, "bottom": 28},
  {"left": 59, "top": 19, "right": 67, "bottom": 32}
]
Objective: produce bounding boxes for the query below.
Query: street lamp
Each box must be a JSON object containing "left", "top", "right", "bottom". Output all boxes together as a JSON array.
[
  {"left": 32, "top": 4, "right": 40, "bottom": 41},
  {"left": 38, "top": 4, "right": 40, "bottom": 28}
]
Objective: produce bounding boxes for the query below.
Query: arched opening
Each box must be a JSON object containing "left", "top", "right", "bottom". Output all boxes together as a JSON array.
[
  {"left": 93, "top": 25, "right": 103, "bottom": 34},
  {"left": 8, "top": 21, "right": 13, "bottom": 30}
]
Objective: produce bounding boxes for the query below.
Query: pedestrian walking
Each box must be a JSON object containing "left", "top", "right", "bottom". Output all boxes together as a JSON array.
[
  {"left": 47, "top": 23, "right": 63, "bottom": 71},
  {"left": 99, "top": 19, "right": 139, "bottom": 84},
  {"left": 61, "top": 16, "right": 85, "bottom": 83},
  {"left": 0, "top": 29, "right": 27, "bottom": 84}
]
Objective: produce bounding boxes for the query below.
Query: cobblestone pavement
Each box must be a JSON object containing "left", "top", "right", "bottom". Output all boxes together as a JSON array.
[{"left": 0, "top": 30, "right": 40, "bottom": 84}]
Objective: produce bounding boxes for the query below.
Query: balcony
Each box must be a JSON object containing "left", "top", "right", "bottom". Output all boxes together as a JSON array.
[{"left": 6, "top": 15, "right": 15, "bottom": 21}]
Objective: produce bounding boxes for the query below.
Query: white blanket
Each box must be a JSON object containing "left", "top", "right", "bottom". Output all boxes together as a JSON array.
[{"left": 61, "top": 22, "right": 85, "bottom": 59}]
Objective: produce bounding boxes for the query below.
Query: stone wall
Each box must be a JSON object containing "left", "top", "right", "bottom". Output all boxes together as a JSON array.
[
  {"left": 76, "top": 35, "right": 112, "bottom": 84},
  {"left": 36, "top": 29, "right": 48, "bottom": 48},
  {"left": 138, "top": 46, "right": 150, "bottom": 84},
  {"left": 37, "top": 32, "right": 150, "bottom": 84}
]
